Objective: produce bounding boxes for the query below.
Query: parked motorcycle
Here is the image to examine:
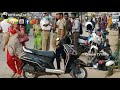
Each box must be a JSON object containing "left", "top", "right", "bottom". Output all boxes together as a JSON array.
[
  {"left": 19, "top": 36, "right": 88, "bottom": 78},
  {"left": 110, "top": 22, "right": 118, "bottom": 30},
  {"left": 77, "top": 22, "right": 100, "bottom": 55}
]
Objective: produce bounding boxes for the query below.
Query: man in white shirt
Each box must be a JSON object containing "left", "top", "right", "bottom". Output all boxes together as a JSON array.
[
  {"left": 40, "top": 12, "right": 51, "bottom": 51},
  {"left": 71, "top": 12, "right": 80, "bottom": 55},
  {"left": 0, "top": 12, "right": 11, "bottom": 51}
]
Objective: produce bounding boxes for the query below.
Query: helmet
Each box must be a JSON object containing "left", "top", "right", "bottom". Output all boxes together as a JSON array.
[
  {"left": 105, "top": 60, "right": 115, "bottom": 67},
  {"left": 2, "top": 12, "right": 8, "bottom": 16},
  {"left": 85, "top": 21, "right": 93, "bottom": 30}
]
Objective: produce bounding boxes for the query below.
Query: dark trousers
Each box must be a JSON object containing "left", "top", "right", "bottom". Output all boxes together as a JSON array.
[
  {"left": 73, "top": 32, "right": 80, "bottom": 54},
  {"left": 56, "top": 47, "right": 66, "bottom": 69}
]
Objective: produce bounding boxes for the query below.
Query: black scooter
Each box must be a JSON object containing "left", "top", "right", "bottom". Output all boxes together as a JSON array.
[{"left": 19, "top": 36, "right": 88, "bottom": 78}]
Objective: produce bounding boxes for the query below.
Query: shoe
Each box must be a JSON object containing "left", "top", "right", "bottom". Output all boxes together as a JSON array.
[
  {"left": 93, "top": 63, "right": 98, "bottom": 69},
  {"left": 11, "top": 73, "right": 16, "bottom": 78}
]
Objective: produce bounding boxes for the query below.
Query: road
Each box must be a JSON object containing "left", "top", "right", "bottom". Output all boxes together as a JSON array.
[{"left": 0, "top": 24, "right": 119, "bottom": 78}]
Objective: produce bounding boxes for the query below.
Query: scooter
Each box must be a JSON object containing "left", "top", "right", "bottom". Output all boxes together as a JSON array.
[{"left": 19, "top": 36, "right": 88, "bottom": 78}]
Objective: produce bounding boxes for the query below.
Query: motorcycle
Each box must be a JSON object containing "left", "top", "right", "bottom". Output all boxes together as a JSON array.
[
  {"left": 86, "top": 29, "right": 112, "bottom": 69},
  {"left": 19, "top": 36, "right": 88, "bottom": 78},
  {"left": 86, "top": 30, "right": 102, "bottom": 66},
  {"left": 110, "top": 22, "right": 118, "bottom": 30},
  {"left": 77, "top": 22, "right": 102, "bottom": 55}
]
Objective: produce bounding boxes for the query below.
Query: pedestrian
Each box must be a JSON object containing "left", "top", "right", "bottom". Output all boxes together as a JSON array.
[
  {"left": 55, "top": 12, "right": 66, "bottom": 69},
  {"left": 63, "top": 13, "right": 72, "bottom": 35},
  {"left": 40, "top": 12, "right": 51, "bottom": 51},
  {"left": 102, "top": 14, "right": 108, "bottom": 25},
  {"left": 107, "top": 15, "right": 112, "bottom": 29},
  {"left": 33, "top": 18, "right": 42, "bottom": 50},
  {"left": 0, "top": 12, "right": 11, "bottom": 51},
  {"left": 100, "top": 18, "right": 108, "bottom": 31},
  {"left": 71, "top": 12, "right": 80, "bottom": 55},
  {"left": 52, "top": 17, "right": 58, "bottom": 51},
  {"left": 90, "top": 17, "right": 95, "bottom": 29},
  {"left": 7, "top": 24, "right": 23, "bottom": 78}
]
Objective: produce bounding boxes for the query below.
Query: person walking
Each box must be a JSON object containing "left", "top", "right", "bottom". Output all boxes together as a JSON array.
[
  {"left": 33, "top": 18, "right": 42, "bottom": 50},
  {"left": 71, "top": 12, "right": 80, "bottom": 55},
  {"left": 7, "top": 24, "right": 23, "bottom": 78},
  {"left": 0, "top": 12, "right": 11, "bottom": 51},
  {"left": 40, "top": 12, "right": 51, "bottom": 51}
]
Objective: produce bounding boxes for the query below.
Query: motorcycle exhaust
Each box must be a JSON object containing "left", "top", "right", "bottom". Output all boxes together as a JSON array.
[{"left": 45, "top": 68, "right": 64, "bottom": 74}]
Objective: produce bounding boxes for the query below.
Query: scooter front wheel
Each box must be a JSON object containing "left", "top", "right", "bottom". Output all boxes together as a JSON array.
[{"left": 23, "top": 71, "right": 38, "bottom": 78}]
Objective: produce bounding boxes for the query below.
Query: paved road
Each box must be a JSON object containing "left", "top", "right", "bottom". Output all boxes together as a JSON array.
[{"left": 0, "top": 24, "right": 119, "bottom": 78}]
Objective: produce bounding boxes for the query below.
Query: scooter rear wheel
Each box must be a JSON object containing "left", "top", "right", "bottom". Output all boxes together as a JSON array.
[
  {"left": 70, "top": 66, "right": 87, "bottom": 78},
  {"left": 23, "top": 71, "right": 38, "bottom": 78}
]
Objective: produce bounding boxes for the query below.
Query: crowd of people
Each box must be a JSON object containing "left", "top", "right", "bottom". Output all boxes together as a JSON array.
[{"left": 0, "top": 12, "right": 117, "bottom": 78}]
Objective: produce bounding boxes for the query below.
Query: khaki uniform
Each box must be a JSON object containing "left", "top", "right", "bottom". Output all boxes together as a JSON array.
[
  {"left": 41, "top": 31, "right": 50, "bottom": 51},
  {"left": 40, "top": 17, "right": 51, "bottom": 51},
  {"left": 2, "top": 32, "right": 10, "bottom": 51},
  {"left": 52, "top": 19, "right": 66, "bottom": 51}
]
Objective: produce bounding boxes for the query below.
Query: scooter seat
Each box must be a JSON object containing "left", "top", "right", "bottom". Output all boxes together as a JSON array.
[
  {"left": 79, "top": 36, "right": 88, "bottom": 40},
  {"left": 23, "top": 47, "right": 55, "bottom": 58}
]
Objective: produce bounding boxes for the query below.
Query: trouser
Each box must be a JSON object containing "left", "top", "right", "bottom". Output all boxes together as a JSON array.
[
  {"left": 56, "top": 47, "right": 66, "bottom": 69},
  {"left": 52, "top": 33, "right": 57, "bottom": 51},
  {"left": 3, "top": 32, "right": 10, "bottom": 48},
  {"left": 41, "top": 31, "right": 50, "bottom": 51},
  {"left": 7, "top": 50, "right": 22, "bottom": 75},
  {"left": 73, "top": 32, "right": 80, "bottom": 54}
]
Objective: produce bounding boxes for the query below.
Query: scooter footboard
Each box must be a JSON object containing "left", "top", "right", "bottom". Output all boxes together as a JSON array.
[{"left": 23, "top": 64, "right": 46, "bottom": 73}]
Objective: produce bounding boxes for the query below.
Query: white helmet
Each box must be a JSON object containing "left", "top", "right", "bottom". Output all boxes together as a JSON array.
[
  {"left": 2, "top": 12, "right": 8, "bottom": 16},
  {"left": 85, "top": 21, "right": 94, "bottom": 30},
  {"left": 105, "top": 60, "right": 115, "bottom": 67}
]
